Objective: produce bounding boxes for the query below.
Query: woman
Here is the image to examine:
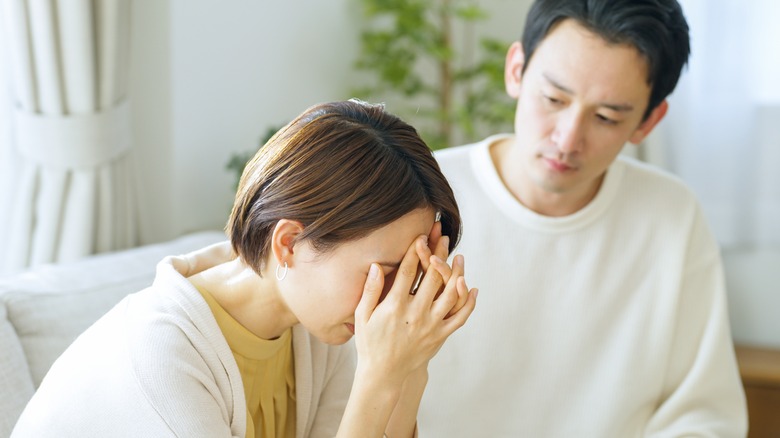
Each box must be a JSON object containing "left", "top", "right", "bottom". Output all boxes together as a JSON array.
[{"left": 12, "top": 100, "right": 477, "bottom": 438}]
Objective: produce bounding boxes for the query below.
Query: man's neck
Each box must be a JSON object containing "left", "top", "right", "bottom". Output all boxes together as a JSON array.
[{"left": 489, "top": 137, "right": 604, "bottom": 217}]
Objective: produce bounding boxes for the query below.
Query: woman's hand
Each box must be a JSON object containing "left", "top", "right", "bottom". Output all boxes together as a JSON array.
[
  {"left": 354, "top": 234, "right": 477, "bottom": 386},
  {"left": 417, "top": 221, "right": 470, "bottom": 318},
  {"left": 338, "top": 234, "right": 477, "bottom": 438}
]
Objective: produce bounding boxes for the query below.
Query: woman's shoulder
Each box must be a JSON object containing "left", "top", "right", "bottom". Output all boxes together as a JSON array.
[
  {"left": 122, "top": 283, "right": 245, "bottom": 435},
  {"left": 16, "top": 284, "right": 241, "bottom": 436},
  {"left": 124, "top": 279, "right": 235, "bottom": 379}
]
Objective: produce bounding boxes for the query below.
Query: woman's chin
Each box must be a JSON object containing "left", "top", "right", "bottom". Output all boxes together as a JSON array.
[{"left": 311, "top": 325, "right": 354, "bottom": 346}]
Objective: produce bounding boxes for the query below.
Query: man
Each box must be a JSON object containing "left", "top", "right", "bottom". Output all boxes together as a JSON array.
[{"left": 418, "top": 0, "right": 748, "bottom": 436}]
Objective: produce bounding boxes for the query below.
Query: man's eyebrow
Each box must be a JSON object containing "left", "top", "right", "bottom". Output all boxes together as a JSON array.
[
  {"left": 543, "top": 72, "right": 635, "bottom": 112},
  {"left": 544, "top": 73, "right": 575, "bottom": 95}
]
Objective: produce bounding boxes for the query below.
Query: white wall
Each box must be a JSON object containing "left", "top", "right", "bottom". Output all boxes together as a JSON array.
[
  {"left": 168, "top": 1, "right": 364, "bottom": 237},
  {"left": 130, "top": 1, "right": 362, "bottom": 243},
  {"left": 131, "top": 0, "right": 366, "bottom": 243}
]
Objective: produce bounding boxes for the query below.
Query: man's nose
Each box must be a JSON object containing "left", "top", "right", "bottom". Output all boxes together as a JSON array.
[{"left": 551, "top": 110, "right": 585, "bottom": 154}]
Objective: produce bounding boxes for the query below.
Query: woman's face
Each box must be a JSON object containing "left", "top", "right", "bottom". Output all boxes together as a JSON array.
[{"left": 280, "top": 208, "right": 435, "bottom": 345}]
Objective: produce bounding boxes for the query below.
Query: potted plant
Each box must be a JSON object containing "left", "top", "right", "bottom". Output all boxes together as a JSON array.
[{"left": 352, "top": 0, "right": 514, "bottom": 149}]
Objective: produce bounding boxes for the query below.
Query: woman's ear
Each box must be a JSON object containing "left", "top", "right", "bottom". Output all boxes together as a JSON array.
[
  {"left": 505, "top": 41, "right": 525, "bottom": 99},
  {"left": 270, "top": 219, "right": 305, "bottom": 267}
]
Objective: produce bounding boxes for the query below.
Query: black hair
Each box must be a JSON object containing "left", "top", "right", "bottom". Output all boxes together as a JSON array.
[{"left": 521, "top": 0, "right": 690, "bottom": 120}]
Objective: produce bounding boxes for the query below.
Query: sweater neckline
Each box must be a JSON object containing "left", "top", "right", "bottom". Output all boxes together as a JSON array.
[
  {"left": 196, "top": 284, "right": 292, "bottom": 361},
  {"left": 470, "top": 134, "right": 624, "bottom": 233}
]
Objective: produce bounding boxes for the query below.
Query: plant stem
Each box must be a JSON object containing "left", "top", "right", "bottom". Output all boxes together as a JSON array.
[{"left": 439, "top": 0, "right": 452, "bottom": 147}]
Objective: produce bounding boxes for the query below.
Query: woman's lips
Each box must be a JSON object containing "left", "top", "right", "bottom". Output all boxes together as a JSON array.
[{"left": 345, "top": 323, "right": 355, "bottom": 334}]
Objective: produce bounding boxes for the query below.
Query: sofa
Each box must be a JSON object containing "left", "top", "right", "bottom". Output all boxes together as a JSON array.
[{"left": 0, "top": 231, "right": 227, "bottom": 437}]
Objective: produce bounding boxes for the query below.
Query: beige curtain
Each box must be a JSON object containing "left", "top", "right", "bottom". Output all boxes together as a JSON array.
[{"left": 0, "top": 0, "right": 137, "bottom": 273}]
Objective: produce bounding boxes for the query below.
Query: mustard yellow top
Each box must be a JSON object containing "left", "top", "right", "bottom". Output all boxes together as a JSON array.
[{"left": 197, "top": 287, "right": 296, "bottom": 438}]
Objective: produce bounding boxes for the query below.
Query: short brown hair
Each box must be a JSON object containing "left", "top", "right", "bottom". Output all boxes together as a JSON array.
[{"left": 227, "top": 100, "right": 461, "bottom": 275}]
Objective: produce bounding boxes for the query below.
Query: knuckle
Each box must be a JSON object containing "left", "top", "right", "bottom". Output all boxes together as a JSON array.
[
  {"left": 429, "top": 272, "right": 444, "bottom": 289},
  {"left": 400, "top": 265, "right": 417, "bottom": 279},
  {"left": 364, "top": 282, "right": 380, "bottom": 294}
]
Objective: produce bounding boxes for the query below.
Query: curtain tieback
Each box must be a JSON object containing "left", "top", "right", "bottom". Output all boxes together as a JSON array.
[{"left": 13, "top": 100, "right": 132, "bottom": 169}]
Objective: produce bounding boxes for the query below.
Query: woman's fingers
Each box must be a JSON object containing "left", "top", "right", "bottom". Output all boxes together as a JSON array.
[
  {"left": 433, "top": 234, "right": 449, "bottom": 262},
  {"left": 418, "top": 221, "right": 449, "bottom": 273},
  {"left": 409, "top": 252, "right": 474, "bottom": 318},
  {"left": 420, "top": 234, "right": 449, "bottom": 273},
  {"left": 446, "top": 256, "right": 470, "bottom": 317},
  {"left": 386, "top": 236, "right": 425, "bottom": 302},
  {"left": 443, "top": 286, "right": 478, "bottom": 332},
  {"left": 427, "top": 221, "right": 443, "bottom": 255},
  {"left": 414, "top": 238, "right": 433, "bottom": 292},
  {"left": 418, "top": 249, "right": 453, "bottom": 299},
  {"left": 429, "top": 254, "right": 463, "bottom": 318},
  {"left": 355, "top": 263, "right": 384, "bottom": 325},
  {"left": 411, "top": 259, "right": 445, "bottom": 305}
]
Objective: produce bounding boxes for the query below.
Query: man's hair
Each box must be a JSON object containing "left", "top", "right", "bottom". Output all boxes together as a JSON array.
[
  {"left": 521, "top": 0, "right": 690, "bottom": 120},
  {"left": 227, "top": 99, "right": 461, "bottom": 275}
]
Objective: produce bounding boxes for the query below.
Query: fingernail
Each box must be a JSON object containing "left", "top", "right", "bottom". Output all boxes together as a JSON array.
[
  {"left": 422, "top": 235, "right": 429, "bottom": 244},
  {"left": 369, "top": 263, "right": 380, "bottom": 280},
  {"left": 455, "top": 254, "right": 463, "bottom": 267}
]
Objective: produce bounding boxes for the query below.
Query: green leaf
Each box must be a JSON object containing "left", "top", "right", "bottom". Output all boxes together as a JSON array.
[
  {"left": 454, "top": 5, "right": 488, "bottom": 21},
  {"left": 352, "top": 0, "right": 514, "bottom": 149}
]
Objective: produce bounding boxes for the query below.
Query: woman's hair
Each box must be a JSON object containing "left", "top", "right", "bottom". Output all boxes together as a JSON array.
[{"left": 227, "top": 99, "right": 461, "bottom": 275}]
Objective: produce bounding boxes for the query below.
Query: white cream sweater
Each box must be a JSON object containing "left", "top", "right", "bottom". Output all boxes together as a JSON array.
[
  {"left": 418, "top": 135, "right": 747, "bottom": 437},
  {"left": 12, "top": 242, "right": 356, "bottom": 438}
]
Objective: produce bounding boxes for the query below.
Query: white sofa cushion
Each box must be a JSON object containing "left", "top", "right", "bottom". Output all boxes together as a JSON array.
[
  {"left": 0, "top": 231, "right": 226, "bottom": 384},
  {"left": 0, "top": 302, "right": 34, "bottom": 438}
]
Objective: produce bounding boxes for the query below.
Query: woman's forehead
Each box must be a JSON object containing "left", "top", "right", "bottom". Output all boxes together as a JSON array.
[{"left": 340, "top": 208, "right": 435, "bottom": 260}]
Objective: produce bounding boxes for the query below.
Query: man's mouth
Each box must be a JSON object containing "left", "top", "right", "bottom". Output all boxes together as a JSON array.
[{"left": 543, "top": 157, "right": 574, "bottom": 172}]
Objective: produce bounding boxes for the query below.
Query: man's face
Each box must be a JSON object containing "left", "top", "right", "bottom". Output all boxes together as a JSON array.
[{"left": 502, "top": 19, "right": 666, "bottom": 215}]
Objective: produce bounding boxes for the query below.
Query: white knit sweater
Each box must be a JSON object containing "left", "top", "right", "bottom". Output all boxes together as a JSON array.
[
  {"left": 12, "top": 242, "right": 355, "bottom": 438},
  {"left": 418, "top": 135, "right": 747, "bottom": 437}
]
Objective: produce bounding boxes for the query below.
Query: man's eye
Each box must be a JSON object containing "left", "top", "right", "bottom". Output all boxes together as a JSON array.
[
  {"left": 596, "top": 114, "right": 618, "bottom": 125},
  {"left": 544, "top": 95, "right": 563, "bottom": 105}
]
